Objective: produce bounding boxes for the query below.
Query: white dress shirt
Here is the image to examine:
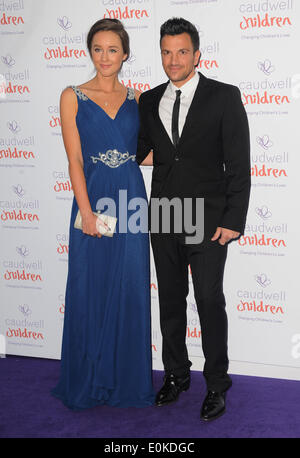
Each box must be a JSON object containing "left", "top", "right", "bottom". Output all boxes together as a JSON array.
[{"left": 159, "top": 72, "right": 200, "bottom": 143}]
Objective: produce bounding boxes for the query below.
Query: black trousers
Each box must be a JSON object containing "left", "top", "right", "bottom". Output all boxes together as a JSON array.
[{"left": 151, "top": 233, "right": 232, "bottom": 393}]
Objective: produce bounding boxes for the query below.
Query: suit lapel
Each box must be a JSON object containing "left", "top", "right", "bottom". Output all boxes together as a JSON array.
[
  {"left": 151, "top": 82, "right": 175, "bottom": 152},
  {"left": 178, "top": 72, "right": 209, "bottom": 149},
  {"left": 151, "top": 72, "right": 210, "bottom": 155}
]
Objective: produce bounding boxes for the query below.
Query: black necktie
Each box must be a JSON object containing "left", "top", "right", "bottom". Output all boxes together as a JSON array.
[{"left": 171, "top": 89, "right": 181, "bottom": 148}]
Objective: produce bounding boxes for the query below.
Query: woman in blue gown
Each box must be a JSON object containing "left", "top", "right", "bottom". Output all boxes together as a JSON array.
[{"left": 51, "top": 19, "right": 155, "bottom": 410}]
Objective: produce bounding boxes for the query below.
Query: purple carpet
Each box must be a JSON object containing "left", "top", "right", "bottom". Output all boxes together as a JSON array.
[{"left": 0, "top": 355, "right": 299, "bottom": 438}]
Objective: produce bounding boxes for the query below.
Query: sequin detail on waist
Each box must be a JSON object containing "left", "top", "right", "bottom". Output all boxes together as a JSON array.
[{"left": 90, "top": 149, "right": 136, "bottom": 168}]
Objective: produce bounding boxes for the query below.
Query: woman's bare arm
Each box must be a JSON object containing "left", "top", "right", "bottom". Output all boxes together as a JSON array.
[{"left": 60, "top": 88, "right": 101, "bottom": 237}]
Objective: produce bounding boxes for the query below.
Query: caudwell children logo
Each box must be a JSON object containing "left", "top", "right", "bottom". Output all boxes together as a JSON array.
[
  {"left": 0, "top": 184, "right": 40, "bottom": 224},
  {"left": 239, "top": 0, "right": 293, "bottom": 31},
  {"left": 0, "top": 120, "right": 36, "bottom": 162},
  {"left": 5, "top": 305, "right": 45, "bottom": 342},
  {"left": 52, "top": 170, "right": 72, "bottom": 195},
  {"left": 239, "top": 60, "right": 291, "bottom": 107},
  {"left": 119, "top": 51, "right": 152, "bottom": 82},
  {"left": 0, "top": 53, "right": 30, "bottom": 97},
  {"left": 119, "top": 52, "right": 151, "bottom": 93},
  {"left": 2, "top": 244, "right": 43, "bottom": 283},
  {"left": 56, "top": 233, "right": 69, "bottom": 257},
  {"left": 42, "top": 16, "right": 87, "bottom": 63},
  {"left": 236, "top": 273, "right": 286, "bottom": 320},
  {"left": 251, "top": 133, "right": 288, "bottom": 180},
  {"left": 238, "top": 206, "right": 287, "bottom": 249},
  {"left": 120, "top": 78, "right": 151, "bottom": 93},
  {"left": 196, "top": 29, "right": 220, "bottom": 72},
  {"left": 0, "top": 0, "right": 25, "bottom": 28},
  {"left": 48, "top": 104, "right": 61, "bottom": 132},
  {"left": 102, "top": 0, "right": 151, "bottom": 20}
]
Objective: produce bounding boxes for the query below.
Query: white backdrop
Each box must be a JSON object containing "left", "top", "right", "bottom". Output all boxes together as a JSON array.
[{"left": 1, "top": 0, "right": 300, "bottom": 381}]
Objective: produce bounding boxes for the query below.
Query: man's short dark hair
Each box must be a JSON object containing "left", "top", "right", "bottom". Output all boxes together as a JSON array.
[{"left": 160, "top": 17, "right": 200, "bottom": 52}]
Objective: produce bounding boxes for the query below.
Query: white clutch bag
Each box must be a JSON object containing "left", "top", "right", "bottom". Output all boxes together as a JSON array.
[{"left": 74, "top": 210, "right": 117, "bottom": 237}]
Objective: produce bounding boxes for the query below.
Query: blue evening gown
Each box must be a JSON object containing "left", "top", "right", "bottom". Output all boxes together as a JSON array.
[{"left": 51, "top": 85, "right": 155, "bottom": 410}]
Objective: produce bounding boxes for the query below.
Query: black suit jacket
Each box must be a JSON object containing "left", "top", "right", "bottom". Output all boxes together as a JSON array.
[{"left": 137, "top": 72, "right": 251, "bottom": 239}]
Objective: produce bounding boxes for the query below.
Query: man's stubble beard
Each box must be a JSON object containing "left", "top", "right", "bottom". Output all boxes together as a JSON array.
[{"left": 165, "top": 65, "right": 196, "bottom": 84}]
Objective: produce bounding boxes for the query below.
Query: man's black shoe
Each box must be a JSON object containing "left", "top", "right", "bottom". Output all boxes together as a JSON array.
[
  {"left": 155, "top": 374, "right": 190, "bottom": 407},
  {"left": 200, "top": 391, "right": 226, "bottom": 421}
]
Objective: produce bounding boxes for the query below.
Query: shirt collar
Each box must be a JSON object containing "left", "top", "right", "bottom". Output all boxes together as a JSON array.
[{"left": 168, "top": 71, "right": 199, "bottom": 98}]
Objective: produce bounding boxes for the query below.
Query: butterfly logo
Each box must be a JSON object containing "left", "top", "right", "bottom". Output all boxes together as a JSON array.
[
  {"left": 1, "top": 54, "right": 15, "bottom": 67},
  {"left": 258, "top": 59, "right": 275, "bottom": 76},
  {"left": 57, "top": 16, "right": 72, "bottom": 31},
  {"left": 18, "top": 305, "right": 32, "bottom": 317},
  {"left": 255, "top": 205, "right": 272, "bottom": 220},
  {"left": 126, "top": 53, "right": 136, "bottom": 65},
  {"left": 189, "top": 303, "right": 198, "bottom": 314},
  {"left": 7, "top": 120, "right": 21, "bottom": 134},
  {"left": 16, "top": 245, "right": 29, "bottom": 257},
  {"left": 256, "top": 135, "right": 273, "bottom": 150},
  {"left": 255, "top": 273, "right": 271, "bottom": 288},
  {"left": 12, "top": 184, "right": 25, "bottom": 198}
]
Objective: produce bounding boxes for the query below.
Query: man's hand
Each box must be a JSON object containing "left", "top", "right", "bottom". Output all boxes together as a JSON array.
[{"left": 211, "top": 227, "right": 240, "bottom": 245}]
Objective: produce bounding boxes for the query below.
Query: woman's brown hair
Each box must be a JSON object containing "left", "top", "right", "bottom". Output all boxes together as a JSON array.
[{"left": 87, "top": 18, "right": 130, "bottom": 61}]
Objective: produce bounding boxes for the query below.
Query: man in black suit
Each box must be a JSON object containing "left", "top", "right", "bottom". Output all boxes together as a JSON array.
[{"left": 137, "top": 18, "right": 250, "bottom": 421}]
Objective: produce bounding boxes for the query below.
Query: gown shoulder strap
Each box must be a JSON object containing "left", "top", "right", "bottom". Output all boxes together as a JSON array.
[
  {"left": 127, "top": 87, "right": 135, "bottom": 101},
  {"left": 68, "top": 85, "right": 88, "bottom": 101}
]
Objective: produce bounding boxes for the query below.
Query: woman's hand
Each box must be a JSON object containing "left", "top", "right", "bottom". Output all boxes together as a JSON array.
[{"left": 82, "top": 212, "right": 103, "bottom": 238}]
